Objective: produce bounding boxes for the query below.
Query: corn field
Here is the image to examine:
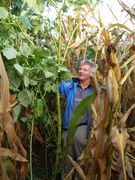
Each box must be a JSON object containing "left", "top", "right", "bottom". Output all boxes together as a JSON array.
[{"left": 0, "top": 0, "right": 135, "bottom": 179}]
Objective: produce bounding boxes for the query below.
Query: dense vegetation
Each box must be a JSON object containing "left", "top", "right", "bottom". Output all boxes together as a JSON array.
[{"left": 0, "top": 0, "right": 135, "bottom": 179}]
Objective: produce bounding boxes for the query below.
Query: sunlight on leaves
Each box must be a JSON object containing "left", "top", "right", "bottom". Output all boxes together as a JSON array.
[
  {"left": 2, "top": 47, "right": 18, "bottom": 60},
  {"left": 14, "top": 63, "right": 24, "bottom": 75},
  {"left": 0, "top": 7, "right": 8, "bottom": 19}
]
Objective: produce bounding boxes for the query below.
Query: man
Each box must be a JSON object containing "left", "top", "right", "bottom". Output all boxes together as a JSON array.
[{"left": 59, "top": 59, "right": 96, "bottom": 178}]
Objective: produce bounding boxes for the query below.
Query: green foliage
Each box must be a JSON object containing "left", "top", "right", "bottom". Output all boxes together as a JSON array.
[
  {"left": 33, "top": 98, "right": 44, "bottom": 117},
  {"left": 11, "top": 0, "right": 45, "bottom": 15},
  {"left": 0, "top": 0, "right": 103, "bottom": 178},
  {"left": 18, "top": 89, "right": 32, "bottom": 108},
  {"left": 2, "top": 47, "right": 18, "bottom": 60},
  {"left": 0, "top": 7, "right": 8, "bottom": 19}
]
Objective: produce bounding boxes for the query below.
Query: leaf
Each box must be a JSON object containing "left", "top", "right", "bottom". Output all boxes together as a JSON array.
[
  {"left": 33, "top": 98, "right": 43, "bottom": 117},
  {"left": 19, "top": 16, "right": 31, "bottom": 29},
  {"left": 68, "top": 38, "right": 86, "bottom": 49},
  {"left": 120, "top": 64, "right": 135, "bottom": 85},
  {"left": 20, "top": 43, "right": 32, "bottom": 57},
  {"left": 120, "top": 54, "right": 135, "bottom": 69},
  {"left": 18, "top": 90, "right": 31, "bottom": 108},
  {"left": 0, "top": 147, "right": 28, "bottom": 162},
  {"left": 121, "top": 104, "right": 135, "bottom": 124},
  {"left": 111, "top": 127, "right": 129, "bottom": 180},
  {"left": 8, "top": 69, "right": 21, "bottom": 91},
  {"left": 62, "top": 92, "right": 96, "bottom": 160},
  {"left": 13, "top": 105, "right": 21, "bottom": 123},
  {"left": 58, "top": 66, "right": 70, "bottom": 72},
  {"left": 125, "top": 155, "right": 133, "bottom": 179},
  {"left": 102, "top": 28, "right": 111, "bottom": 44},
  {"left": 30, "top": 79, "right": 37, "bottom": 86},
  {"left": 67, "top": 154, "right": 86, "bottom": 180},
  {"left": 0, "top": 7, "right": 8, "bottom": 19},
  {"left": 44, "top": 71, "right": 55, "bottom": 78},
  {"left": 109, "top": 23, "right": 133, "bottom": 33},
  {"left": 2, "top": 47, "right": 18, "bottom": 60},
  {"left": 44, "top": 82, "right": 51, "bottom": 92},
  {"left": 0, "top": 55, "right": 9, "bottom": 115},
  {"left": 14, "top": 63, "right": 24, "bottom": 75},
  {"left": 4, "top": 113, "right": 15, "bottom": 147},
  {"left": 24, "top": 76, "right": 30, "bottom": 87}
]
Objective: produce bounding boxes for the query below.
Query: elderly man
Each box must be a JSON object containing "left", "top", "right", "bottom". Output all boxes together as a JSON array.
[{"left": 59, "top": 59, "right": 96, "bottom": 178}]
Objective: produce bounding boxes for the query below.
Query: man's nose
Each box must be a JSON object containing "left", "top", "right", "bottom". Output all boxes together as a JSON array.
[{"left": 79, "top": 69, "right": 83, "bottom": 73}]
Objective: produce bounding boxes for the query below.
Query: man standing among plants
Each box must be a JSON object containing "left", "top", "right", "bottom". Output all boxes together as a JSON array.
[{"left": 59, "top": 59, "right": 97, "bottom": 179}]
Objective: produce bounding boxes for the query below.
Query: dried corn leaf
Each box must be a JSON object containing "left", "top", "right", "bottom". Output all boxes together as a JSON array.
[
  {"left": 62, "top": 20, "right": 68, "bottom": 34},
  {"left": 127, "top": 140, "right": 135, "bottom": 149},
  {"left": 75, "top": 48, "right": 80, "bottom": 60},
  {"left": 120, "top": 64, "right": 135, "bottom": 85},
  {"left": 0, "top": 54, "right": 9, "bottom": 117},
  {"left": 19, "top": 162, "right": 29, "bottom": 180},
  {"left": 67, "top": 154, "right": 86, "bottom": 180},
  {"left": 106, "top": 69, "right": 113, "bottom": 103},
  {"left": 14, "top": 134, "right": 27, "bottom": 158},
  {"left": 68, "top": 16, "right": 74, "bottom": 32},
  {"left": 98, "top": 158, "right": 108, "bottom": 180},
  {"left": 102, "top": 28, "right": 111, "bottom": 45},
  {"left": 64, "top": 168, "right": 74, "bottom": 180},
  {"left": 111, "top": 127, "right": 129, "bottom": 180},
  {"left": 0, "top": 147, "right": 28, "bottom": 162},
  {"left": 68, "top": 38, "right": 86, "bottom": 49},
  {"left": 121, "top": 54, "right": 135, "bottom": 69},
  {"left": 121, "top": 103, "right": 135, "bottom": 124},
  {"left": 4, "top": 113, "right": 27, "bottom": 157},
  {"left": 0, "top": 127, "right": 3, "bottom": 146},
  {"left": 109, "top": 23, "right": 133, "bottom": 33},
  {"left": 92, "top": 119, "right": 108, "bottom": 159},
  {"left": 78, "top": 16, "right": 82, "bottom": 38},
  {"left": 127, "top": 127, "right": 135, "bottom": 133},
  {"left": 125, "top": 155, "right": 133, "bottom": 179},
  {"left": 113, "top": 63, "right": 121, "bottom": 83},
  {"left": 4, "top": 113, "right": 15, "bottom": 147},
  {"left": 106, "top": 68, "right": 119, "bottom": 107},
  {"left": 66, "top": 51, "right": 70, "bottom": 69},
  {"left": 0, "top": 156, "right": 9, "bottom": 180}
]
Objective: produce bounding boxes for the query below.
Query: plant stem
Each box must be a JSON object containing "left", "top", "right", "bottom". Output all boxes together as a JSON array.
[
  {"left": 52, "top": 3, "right": 63, "bottom": 178},
  {"left": 55, "top": 81, "right": 62, "bottom": 173},
  {"left": 58, "top": 11, "right": 62, "bottom": 64},
  {"left": 16, "top": 21, "right": 36, "bottom": 48},
  {"left": 30, "top": 118, "right": 34, "bottom": 180}
]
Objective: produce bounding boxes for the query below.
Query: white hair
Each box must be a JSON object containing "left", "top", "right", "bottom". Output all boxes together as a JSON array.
[{"left": 79, "top": 60, "right": 97, "bottom": 76}]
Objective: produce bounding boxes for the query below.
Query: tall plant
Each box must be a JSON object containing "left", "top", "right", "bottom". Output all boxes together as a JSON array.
[{"left": 59, "top": 4, "right": 135, "bottom": 179}]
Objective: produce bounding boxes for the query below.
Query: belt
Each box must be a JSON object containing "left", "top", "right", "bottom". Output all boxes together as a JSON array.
[
  {"left": 63, "top": 128, "right": 68, "bottom": 130},
  {"left": 63, "top": 123, "right": 87, "bottom": 130},
  {"left": 77, "top": 123, "right": 87, "bottom": 127}
]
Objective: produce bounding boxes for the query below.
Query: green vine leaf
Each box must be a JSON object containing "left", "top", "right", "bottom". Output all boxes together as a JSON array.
[
  {"left": 20, "top": 43, "right": 32, "bottom": 57},
  {"left": 58, "top": 66, "right": 69, "bottom": 72},
  {"left": 19, "top": 16, "right": 31, "bottom": 29},
  {"left": 18, "top": 89, "right": 31, "bottom": 108},
  {"left": 14, "top": 63, "right": 24, "bottom": 75},
  {"left": 44, "top": 71, "right": 55, "bottom": 78},
  {"left": 33, "top": 98, "right": 43, "bottom": 118},
  {"left": 0, "top": 7, "right": 8, "bottom": 19},
  {"left": 2, "top": 47, "right": 18, "bottom": 60}
]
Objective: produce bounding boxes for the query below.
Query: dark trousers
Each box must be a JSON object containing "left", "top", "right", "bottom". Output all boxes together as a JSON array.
[{"left": 62, "top": 125, "right": 88, "bottom": 178}]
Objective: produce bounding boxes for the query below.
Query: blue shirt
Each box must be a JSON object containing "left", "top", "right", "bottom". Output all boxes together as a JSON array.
[
  {"left": 59, "top": 80, "right": 93, "bottom": 129},
  {"left": 74, "top": 84, "right": 91, "bottom": 124}
]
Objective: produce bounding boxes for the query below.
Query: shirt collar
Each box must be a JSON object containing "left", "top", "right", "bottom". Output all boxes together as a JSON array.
[{"left": 77, "top": 81, "right": 91, "bottom": 89}]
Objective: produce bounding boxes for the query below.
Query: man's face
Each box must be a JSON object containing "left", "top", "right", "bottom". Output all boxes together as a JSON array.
[{"left": 78, "top": 64, "right": 91, "bottom": 81}]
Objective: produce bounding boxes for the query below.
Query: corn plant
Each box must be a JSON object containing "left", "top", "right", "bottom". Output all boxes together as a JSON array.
[{"left": 58, "top": 3, "right": 135, "bottom": 180}]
